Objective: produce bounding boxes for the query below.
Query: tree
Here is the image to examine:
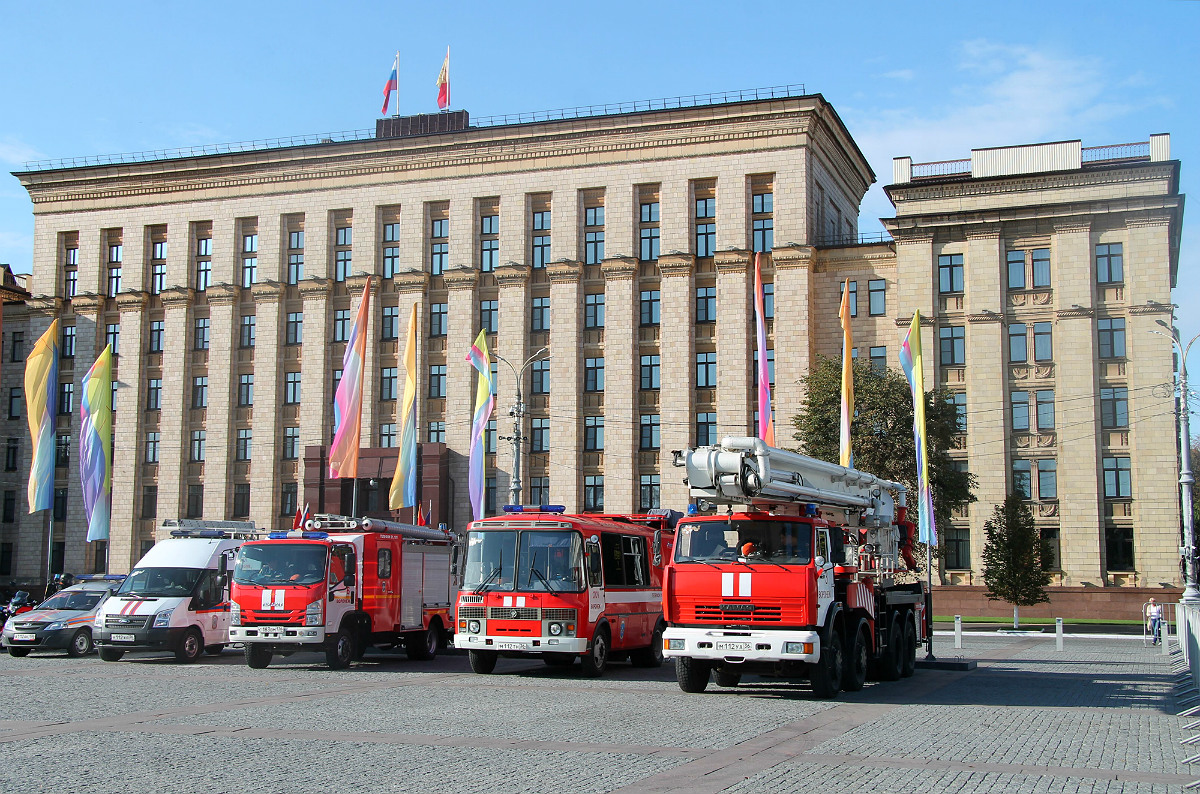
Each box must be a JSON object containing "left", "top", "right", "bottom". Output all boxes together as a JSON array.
[
  {"left": 791, "top": 356, "right": 976, "bottom": 582},
  {"left": 980, "top": 494, "right": 1052, "bottom": 628}
]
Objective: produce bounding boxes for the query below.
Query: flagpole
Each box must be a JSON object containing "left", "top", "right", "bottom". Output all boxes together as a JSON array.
[
  {"left": 394, "top": 50, "right": 400, "bottom": 119},
  {"left": 446, "top": 46, "right": 450, "bottom": 111},
  {"left": 44, "top": 514, "right": 54, "bottom": 598}
]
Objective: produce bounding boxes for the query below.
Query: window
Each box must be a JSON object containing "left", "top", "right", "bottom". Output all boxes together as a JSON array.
[
  {"left": 640, "top": 290, "right": 660, "bottom": 325},
  {"left": 280, "top": 482, "right": 298, "bottom": 517},
  {"left": 7, "top": 331, "right": 21, "bottom": 364},
  {"left": 186, "top": 485, "right": 203, "bottom": 518},
  {"left": 480, "top": 300, "right": 498, "bottom": 334},
  {"left": 4, "top": 387, "right": 19, "bottom": 420},
  {"left": 1011, "top": 390, "right": 1030, "bottom": 432},
  {"left": 53, "top": 489, "right": 68, "bottom": 522},
  {"left": 944, "top": 527, "right": 971, "bottom": 570},
  {"left": 1041, "top": 527, "right": 1061, "bottom": 570},
  {"left": 148, "top": 320, "right": 164, "bottom": 353},
  {"left": 584, "top": 475, "right": 604, "bottom": 512},
  {"left": 428, "top": 365, "right": 447, "bottom": 398},
  {"left": 530, "top": 418, "right": 549, "bottom": 453},
  {"left": 195, "top": 259, "right": 211, "bottom": 292},
  {"left": 1105, "top": 526, "right": 1134, "bottom": 571},
  {"left": 869, "top": 346, "right": 887, "bottom": 373},
  {"left": 529, "top": 477, "right": 550, "bottom": 506},
  {"left": 150, "top": 261, "right": 166, "bottom": 295},
  {"left": 236, "top": 428, "right": 252, "bottom": 461},
  {"left": 194, "top": 317, "right": 210, "bottom": 350},
  {"left": 584, "top": 416, "right": 604, "bottom": 451},
  {"left": 284, "top": 372, "right": 301, "bottom": 405},
  {"left": 531, "top": 297, "right": 550, "bottom": 332},
  {"left": 639, "top": 202, "right": 660, "bottom": 262},
  {"left": 1033, "top": 322, "right": 1053, "bottom": 362},
  {"left": 1103, "top": 457, "right": 1132, "bottom": 498},
  {"left": 242, "top": 255, "right": 258, "bottom": 288},
  {"left": 4, "top": 438, "right": 16, "bottom": 470},
  {"left": 585, "top": 205, "right": 605, "bottom": 264},
  {"left": 695, "top": 197, "right": 715, "bottom": 257},
  {"left": 105, "top": 323, "right": 120, "bottom": 356},
  {"left": 428, "top": 421, "right": 445, "bottom": 443},
  {"left": 1037, "top": 460, "right": 1057, "bottom": 500},
  {"left": 585, "top": 294, "right": 605, "bottom": 329},
  {"left": 108, "top": 266, "right": 123, "bottom": 297},
  {"left": 430, "top": 303, "right": 448, "bottom": 337},
  {"left": 868, "top": 279, "right": 886, "bottom": 316},
  {"left": 238, "top": 374, "right": 254, "bottom": 406},
  {"left": 938, "top": 253, "right": 964, "bottom": 294},
  {"left": 382, "top": 306, "right": 399, "bottom": 341},
  {"left": 585, "top": 357, "right": 605, "bottom": 392},
  {"left": 335, "top": 226, "right": 351, "bottom": 247},
  {"left": 532, "top": 234, "right": 550, "bottom": 269},
  {"left": 1009, "top": 322, "right": 1029, "bottom": 363},
  {"left": 1031, "top": 248, "right": 1051, "bottom": 288},
  {"left": 331, "top": 249, "right": 350, "bottom": 283},
  {"left": 430, "top": 218, "right": 448, "bottom": 275},
  {"left": 840, "top": 280, "right": 858, "bottom": 317},
  {"left": 479, "top": 238, "right": 498, "bottom": 273},
  {"left": 640, "top": 474, "right": 661, "bottom": 511},
  {"left": 283, "top": 427, "right": 300, "bottom": 460},
  {"left": 191, "top": 430, "right": 206, "bottom": 462},
  {"left": 237, "top": 315, "right": 256, "bottom": 349},
  {"left": 1006, "top": 250, "right": 1026, "bottom": 290},
  {"left": 948, "top": 392, "right": 967, "bottom": 432},
  {"left": 696, "top": 286, "right": 716, "bottom": 322},
  {"left": 233, "top": 484, "right": 251, "bottom": 518},
  {"left": 939, "top": 326, "right": 965, "bottom": 366},
  {"left": 59, "top": 382, "right": 74, "bottom": 414},
  {"left": 640, "top": 355, "right": 660, "bottom": 390},
  {"left": 288, "top": 230, "right": 305, "bottom": 283},
  {"left": 2, "top": 493, "right": 14, "bottom": 525},
  {"left": 1098, "top": 318, "right": 1126, "bottom": 359},
  {"left": 1036, "top": 390, "right": 1055, "bottom": 431},
  {"left": 485, "top": 476, "right": 498, "bottom": 516},
  {"left": 1101, "top": 387, "right": 1129, "bottom": 429},
  {"left": 243, "top": 233, "right": 259, "bottom": 254},
  {"left": 695, "top": 412, "right": 717, "bottom": 446},
  {"left": 696, "top": 352, "right": 717, "bottom": 388},
  {"left": 145, "top": 432, "right": 160, "bottom": 464},
  {"left": 531, "top": 360, "right": 550, "bottom": 395},
  {"left": 380, "top": 367, "right": 398, "bottom": 400},
  {"left": 332, "top": 367, "right": 342, "bottom": 397},
  {"left": 192, "top": 376, "right": 208, "bottom": 409},
  {"left": 640, "top": 414, "right": 660, "bottom": 450},
  {"left": 286, "top": 312, "right": 303, "bottom": 345},
  {"left": 61, "top": 325, "right": 76, "bottom": 358},
  {"left": 146, "top": 378, "right": 162, "bottom": 411},
  {"left": 329, "top": 309, "right": 349, "bottom": 343},
  {"left": 752, "top": 192, "right": 774, "bottom": 253},
  {"left": 763, "top": 283, "right": 774, "bottom": 319},
  {"left": 1012, "top": 459, "right": 1032, "bottom": 499},
  {"left": 55, "top": 433, "right": 70, "bottom": 468},
  {"left": 1096, "top": 243, "right": 1123, "bottom": 284},
  {"left": 65, "top": 267, "right": 78, "bottom": 298}
]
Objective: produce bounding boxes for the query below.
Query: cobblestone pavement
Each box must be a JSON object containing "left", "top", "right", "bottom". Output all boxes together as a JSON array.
[{"left": 0, "top": 634, "right": 1190, "bottom": 793}]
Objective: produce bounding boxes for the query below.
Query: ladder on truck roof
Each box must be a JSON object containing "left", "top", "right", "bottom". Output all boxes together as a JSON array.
[
  {"left": 673, "top": 436, "right": 906, "bottom": 527},
  {"left": 305, "top": 514, "right": 452, "bottom": 542},
  {"left": 161, "top": 519, "right": 265, "bottom": 539}
]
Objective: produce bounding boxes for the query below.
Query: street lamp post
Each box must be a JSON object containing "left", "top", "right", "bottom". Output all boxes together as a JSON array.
[
  {"left": 495, "top": 347, "right": 549, "bottom": 507},
  {"left": 1153, "top": 322, "right": 1200, "bottom": 603}
]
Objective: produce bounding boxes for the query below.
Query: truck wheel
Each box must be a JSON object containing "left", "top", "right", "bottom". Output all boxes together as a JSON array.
[
  {"left": 98, "top": 647, "right": 124, "bottom": 662},
  {"left": 204, "top": 644, "right": 225, "bottom": 656},
  {"left": 244, "top": 644, "right": 272, "bottom": 669},
  {"left": 629, "top": 623, "right": 665, "bottom": 668},
  {"left": 810, "top": 627, "right": 844, "bottom": 699},
  {"left": 900, "top": 616, "right": 917, "bottom": 678},
  {"left": 580, "top": 625, "right": 610, "bottom": 678},
  {"left": 468, "top": 649, "right": 498, "bottom": 674},
  {"left": 877, "top": 614, "right": 903, "bottom": 681},
  {"left": 7, "top": 647, "right": 30, "bottom": 657},
  {"left": 715, "top": 669, "right": 742, "bottom": 688},
  {"left": 675, "top": 656, "right": 710, "bottom": 693},
  {"left": 175, "top": 629, "right": 204, "bottom": 663},
  {"left": 543, "top": 652, "right": 576, "bottom": 667},
  {"left": 67, "top": 629, "right": 93, "bottom": 658},
  {"left": 842, "top": 620, "right": 869, "bottom": 692},
  {"left": 326, "top": 628, "right": 354, "bottom": 670},
  {"left": 405, "top": 620, "right": 439, "bottom": 661}
]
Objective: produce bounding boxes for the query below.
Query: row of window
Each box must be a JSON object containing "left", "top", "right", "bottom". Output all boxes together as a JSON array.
[
  {"left": 938, "top": 318, "right": 1127, "bottom": 367},
  {"left": 937, "top": 242, "right": 1125, "bottom": 295}
]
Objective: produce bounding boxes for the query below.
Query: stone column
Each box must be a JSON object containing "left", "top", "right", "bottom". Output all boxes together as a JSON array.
[
  {"left": 548, "top": 261, "right": 583, "bottom": 510},
  {"left": 65, "top": 295, "right": 102, "bottom": 573},
  {"left": 164, "top": 215, "right": 193, "bottom": 291},
  {"left": 772, "top": 246, "right": 815, "bottom": 435},
  {"left": 298, "top": 279, "right": 332, "bottom": 452},
  {"left": 658, "top": 179, "right": 690, "bottom": 256},
  {"left": 601, "top": 256, "right": 638, "bottom": 513},
  {"left": 552, "top": 190, "right": 579, "bottom": 264},
  {"left": 494, "top": 263, "right": 531, "bottom": 502},
  {"left": 605, "top": 185, "right": 636, "bottom": 260},
  {"left": 347, "top": 274, "right": 381, "bottom": 444},
  {"left": 443, "top": 267, "right": 479, "bottom": 526},
  {"left": 203, "top": 285, "right": 238, "bottom": 518},
  {"left": 258, "top": 213, "right": 285, "bottom": 284},
  {"left": 111, "top": 293, "right": 148, "bottom": 572},
  {"left": 394, "top": 271, "right": 430, "bottom": 441},
  {"left": 250, "top": 283, "right": 283, "bottom": 531},
  {"left": 715, "top": 250, "right": 752, "bottom": 439},
  {"left": 716, "top": 170, "right": 748, "bottom": 252},
  {"left": 211, "top": 217, "right": 239, "bottom": 286},
  {"left": 658, "top": 253, "right": 695, "bottom": 509},
  {"left": 499, "top": 194, "right": 525, "bottom": 268},
  {"left": 156, "top": 289, "right": 194, "bottom": 523},
  {"left": 18, "top": 300, "right": 57, "bottom": 581}
]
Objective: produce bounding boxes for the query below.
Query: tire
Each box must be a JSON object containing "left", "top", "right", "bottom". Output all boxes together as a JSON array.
[
  {"left": 675, "top": 656, "right": 711, "bottom": 693},
  {"left": 580, "top": 625, "right": 610, "bottom": 678},
  {"left": 842, "top": 621, "right": 868, "bottom": 693},
  {"left": 877, "top": 614, "right": 903, "bottom": 682},
  {"left": 244, "top": 643, "right": 272, "bottom": 669},
  {"left": 715, "top": 669, "right": 742, "bottom": 688},
  {"left": 900, "top": 616, "right": 917, "bottom": 678},
  {"left": 67, "top": 629, "right": 93, "bottom": 658},
  {"left": 543, "top": 652, "right": 576, "bottom": 667},
  {"left": 204, "top": 644, "right": 224, "bottom": 656},
  {"left": 810, "top": 626, "right": 844, "bottom": 699},
  {"left": 7, "top": 647, "right": 30, "bottom": 657},
  {"left": 174, "top": 629, "right": 204, "bottom": 663},
  {"left": 98, "top": 647, "right": 125, "bottom": 662},
  {"left": 629, "top": 623, "right": 665, "bottom": 668},
  {"left": 468, "top": 649, "right": 498, "bottom": 674},
  {"left": 405, "top": 620, "right": 439, "bottom": 661},
  {"left": 326, "top": 628, "right": 354, "bottom": 670}
]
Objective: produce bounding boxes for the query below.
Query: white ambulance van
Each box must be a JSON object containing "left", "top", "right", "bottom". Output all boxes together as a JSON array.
[{"left": 93, "top": 521, "right": 262, "bottom": 662}]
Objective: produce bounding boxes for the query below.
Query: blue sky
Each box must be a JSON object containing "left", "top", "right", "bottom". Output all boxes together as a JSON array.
[{"left": 1, "top": 1, "right": 1196, "bottom": 345}]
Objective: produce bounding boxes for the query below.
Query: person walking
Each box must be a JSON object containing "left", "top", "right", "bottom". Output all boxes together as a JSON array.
[{"left": 1146, "top": 597, "right": 1165, "bottom": 645}]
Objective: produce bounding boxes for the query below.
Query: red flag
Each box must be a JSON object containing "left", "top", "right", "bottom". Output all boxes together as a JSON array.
[
  {"left": 435, "top": 47, "right": 450, "bottom": 110},
  {"left": 381, "top": 53, "right": 399, "bottom": 115},
  {"left": 292, "top": 505, "right": 303, "bottom": 530},
  {"left": 416, "top": 504, "right": 427, "bottom": 526}
]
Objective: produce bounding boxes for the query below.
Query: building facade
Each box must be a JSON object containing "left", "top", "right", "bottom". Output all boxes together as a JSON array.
[{"left": 2, "top": 92, "right": 1185, "bottom": 594}]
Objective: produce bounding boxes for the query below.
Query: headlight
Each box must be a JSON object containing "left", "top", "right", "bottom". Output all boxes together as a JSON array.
[
  {"left": 93, "top": 614, "right": 103, "bottom": 629},
  {"left": 667, "top": 638, "right": 685, "bottom": 650},
  {"left": 467, "top": 620, "right": 481, "bottom": 634},
  {"left": 152, "top": 610, "right": 173, "bottom": 628},
  {"left": 230, "top": 601, "right": 241, "bottom": 626},
  {"left": 784, "top": 642, "right": 813, "bottom": 654},
  {"left": 548, "top": 622, "right": 562, "bottom": 636},
  {"left": 45, "top": 621, "right": 66, "bottom": 631},
  {"left": 305, "top": 599, "right": 323, "bottom": 627}
]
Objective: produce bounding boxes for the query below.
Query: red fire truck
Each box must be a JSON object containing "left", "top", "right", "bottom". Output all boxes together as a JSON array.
[
  {"left": 454, "top": 506, "right": 674, "bottom": 677},
  {"left": 663, "top": 437, "right": 927, "bottom": 697},
  {"left": 228, "top": 515, "right": 455, "bottom": 669}
]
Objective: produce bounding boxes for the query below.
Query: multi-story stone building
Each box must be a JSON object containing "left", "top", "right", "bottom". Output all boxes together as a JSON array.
[{"left": 2, "top": 89, "right": 1185, "bottom": 603}]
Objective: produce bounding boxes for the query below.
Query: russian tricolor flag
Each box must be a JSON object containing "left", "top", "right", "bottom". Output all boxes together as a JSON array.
[{"left": 381, "top": 53, "right": 399, "bottom": 115}]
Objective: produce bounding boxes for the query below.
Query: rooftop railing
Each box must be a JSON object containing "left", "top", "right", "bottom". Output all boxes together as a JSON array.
[{"left": 1081, "top": 141, "right": 1151, "bottom": 163}]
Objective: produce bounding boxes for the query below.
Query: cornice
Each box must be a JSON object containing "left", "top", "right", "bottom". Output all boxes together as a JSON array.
[
  {"left": 714, "top": 249, "right": 751, "bottom": 275},
  {"left": 393, "top": 271, "right": 430, "bottom": 294},
  {"left": 1125, "top": 212, "right": 1173, "bottom": 229},
  {"left": 345, "top": 273, "right": 374, "bottom": 293},
  {"left": 27, "top": 296, "right": 63, "bottom": 315},
  {"left": 600, "top": 256, "right": 638, "bottom": 282},
  {"left": 658, "top": 252, "right": 695, "bottom": 278},
  {"left": 115, "top": 292, "right": 149, "bottom": 312},
  {"left": 887, "top": 227, "right": 935, "bottom": 245},
  {"left": 160, "top": 286, "right": 194, "bottom": 308},
  {"left": 894, "top": 314, "right": 936, "bottom": 328},
  {"left": 546, "top": 261, "right": 582, "bottom": 285},
  {"left": 494, "top": 262, "right": 530, "bottom": 288},
  {"left": 1053, "top": 218, "right": 1092, "bottom": 234},
  {"left": 1056, "top": 307, "right": 1094, "bottom": 319},
  {"left": 69, "top": 293, "right": 104, "bottom": 314},
  {"left": 442, "top": 266, "right": 479, "bottom": 291},
  {"left": 964, "top": 224, "right": 1001, "bottom": 241},
  {"left": 250, "top": 281, "right": 284, "bottom": 301},
  {"left": 771, "top": 245, "right": 815, "bottom": 270},
  {"left": 966, "top": 311, "right": 1004, "bottom": 324},
  {"left": 297, "top": 277, "right": 332, "bottom": 299},
  {"left": 1129, "top": 302, "right": 1174, "bottom": 316},
  {"left": 205, "top": 283, "right": 240, "bottom": 306}
]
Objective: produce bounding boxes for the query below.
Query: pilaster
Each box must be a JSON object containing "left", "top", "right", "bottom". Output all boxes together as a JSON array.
[
  {"left": 715, "top": 250, "right": 753, "bottom": 441},
  {"left": 495, "top": 263, "right": 531, "bottom": 502},
  {"left": 110, "top": 293, "right": 147, "bottom": 572},
  {"left": 202, "top": 284, "right": 238, "bottom": 519},
  {"left": 155, "top": 288, "right": 193, "bottom": 525},
  {"left": 772, "top": 246, "right": 814, "bottom": 434},
  {"left": 250, "top": 282, "right": 283, "bottom": 531},
  {"left": 600, "top": 256, "right": 638, "bottom": 513},
  {"left": 548, "top": 261, "right": 583, "bottom": 510},
  {"left": 444, "top": 267, "right": 479, "bottom": 525},
  {"left": 658, "top": 253, "right": 695, "bottom": 510}
]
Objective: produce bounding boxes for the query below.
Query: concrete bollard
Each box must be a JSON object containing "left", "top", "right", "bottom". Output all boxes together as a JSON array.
[
  {"left": 954, "top": 615, "right": 962, "bottom": 649},
  {"left": 1056, "top": 617, "right": 1063, "bottom": 651}
]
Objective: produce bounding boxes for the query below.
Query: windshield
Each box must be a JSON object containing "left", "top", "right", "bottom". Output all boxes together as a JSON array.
[
  {"left": 233, "top": 544, "right": 327, "bottom": 586},
  {"left": 463, "top": 529, "right": 584, "bottom": 593},
  {"left": 117, "top": 567, "right": 204, "bottom": 598},
  {"left": 675, "top": 519, "right": 813, "bottom": 565},
  {"left": 38, "top": 591, "right": 104, "bottom": 611}
]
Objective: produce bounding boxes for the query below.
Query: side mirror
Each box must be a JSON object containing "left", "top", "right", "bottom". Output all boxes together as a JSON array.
[
  {"left": 814, "top": 555, "right": 826, "bottom": 568},
  {"left": 652, "top": 530, "right": 663, "bottom": 567},
  {"left": 344, "top": 572, "right": 355, "bottom": 588},
  {"left": 218, "top": 553, "right": 228, "bottom": 578}
]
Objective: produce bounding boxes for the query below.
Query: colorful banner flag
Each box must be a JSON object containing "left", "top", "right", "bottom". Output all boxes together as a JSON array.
[
  {"left": 838, "top": 278, "right": 855, "bottom": 469},
  {"left": 899, "top": 310, "right": 936, "bottom": 544},
  {"left": 389, "top": 302, "right": 419, "bottom": 509},
  {"left": 466, "top": 329, "right": 494, "bottom": 521},
  {"left": 753, "top": 252, "right": 775, "bottom": 446},
  {"left": 329, "top": 277, "right": 372, "bottom": 479},
  {"left": 435, "top": 47, "right": 450, "bottom": 110},
  {"left": 381, "top": 52, "right": 399, "bottom": 115},
  {"left": 24, "top": 319, "right": 59, "bottom": 513},
  {"left": 79, "top": 345, "right": 113, "bottom": 542}
]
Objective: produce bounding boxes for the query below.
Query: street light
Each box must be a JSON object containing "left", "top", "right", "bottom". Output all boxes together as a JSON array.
[
  {"left": 1152, "top": 320, "right": 1200, "bottom": 603},
  {"left": 495, "top": 347, "right": 549, "bottom": 507}
]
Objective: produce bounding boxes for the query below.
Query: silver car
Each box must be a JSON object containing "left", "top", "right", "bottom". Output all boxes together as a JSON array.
[{"left": 2, "top": 577, "right": 125, "bottom": 657}]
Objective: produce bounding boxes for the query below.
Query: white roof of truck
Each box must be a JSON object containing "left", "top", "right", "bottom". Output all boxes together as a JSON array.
[{"left": 135, "top": 537, "right": 242, "bottom": 569}]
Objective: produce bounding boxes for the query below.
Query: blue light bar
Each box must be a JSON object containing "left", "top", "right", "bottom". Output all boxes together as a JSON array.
[
  {"left": 268, "top": 530, "right": 329, "bottom": 540},
  {"left": 76, "top": 574, "right": 126, "bottom": 581},
  {"left": 502, "top": 504, "right": 566, "bottom": 514},
  {"left": 170, "top": 529, "right": 229, "bottom": 538}
]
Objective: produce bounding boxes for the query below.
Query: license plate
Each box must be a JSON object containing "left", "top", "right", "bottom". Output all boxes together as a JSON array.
[
  {"left": 260, "top": 628, "right": 283, "bottom": 637},
  {"left": 111, "top": 633, "right": 136, "bottom": 643},
  {"left": 716, "top": 641, "right": 752, "bottom": 651},
  {"left": 498, "top": 642, "right": 524, "bottom": 650},
  {"left": 12, "top": 633, "right": 36, "bottom": 642}
]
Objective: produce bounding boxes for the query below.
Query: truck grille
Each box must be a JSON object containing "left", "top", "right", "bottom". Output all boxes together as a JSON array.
[
  {"left": 692, "top": 604, "right": 783, "bottom": 623},
  {"left": 458, "top": 606, "right": 486, "bottom": 619},
  {"left": 542, "top": 608, "right": 577, "bottom": 621},
  {"left": 459, "top": 594, "right": 484, "bottom": 604},
  {"left": 247, "top": 610, "right": 299, "bottom": 623},
  {"left": 489, "top": 607, "right": 539, "bottom": 620},
  {"left": 13, "top": 621, "right": 45, "bottom": 630},
  {"left": 105, "top": 615, "right": 149, "bottom": 629}
]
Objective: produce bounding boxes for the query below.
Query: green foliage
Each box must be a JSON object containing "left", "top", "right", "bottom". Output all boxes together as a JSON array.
[
  {"left": 981, "top": 494, "right": 1052, "bottom": 608},
  {"left": 790, "top": 356, "right": 976, "bottom": 543}
]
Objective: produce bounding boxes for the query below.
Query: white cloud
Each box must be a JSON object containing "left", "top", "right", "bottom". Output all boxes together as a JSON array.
[
  {"left": 881, "top": 69, "right": 915, "bottom": 81},
  {"left": 0, "top": 138, "right": 42, "bottom": 166}
]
